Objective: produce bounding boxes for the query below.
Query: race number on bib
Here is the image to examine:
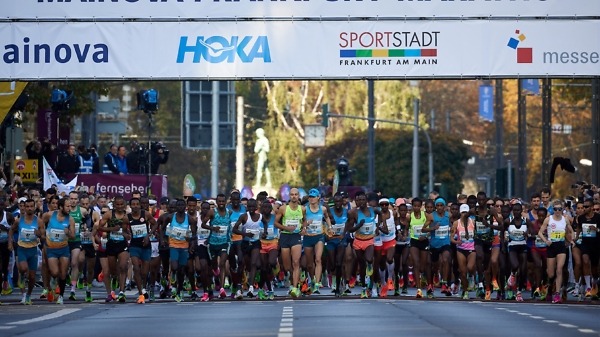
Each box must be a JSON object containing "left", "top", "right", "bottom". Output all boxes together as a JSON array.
[
  {"left": 550, "top": 230, "right": 565, "bottom": 242},
  {"left": 332, "top": 224, "right": 345, "bottom": 236},
  {"left": 131, "top": 224, "right": 148, "bottom": 239},
  {"left": 436, "top": 226, "right": 449, "bottom": 239},
  {"left": 171, "top": 227, "right": 188, "bottom": 240},
  {"left": 48, "top": 228, "right": 66, "bottom": 242},
  {"left": 582, "top": 224, "right": 597, "bottom": 238},
  {"left": 20, "top": 228, "right": 36, "bottom": 242},
  {"left": 360, "top": 222, "right": 375, "bottom": 235},
  {"left": 80, "top": 231, "right": 92, "bottom": 244}
]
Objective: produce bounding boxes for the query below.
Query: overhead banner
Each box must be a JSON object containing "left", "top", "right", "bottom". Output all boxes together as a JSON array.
[
  {"left": 3, "top": 0, "right": 599, "bottom": 20},
  {"left": 1, "top": 20, "right": 599, "bottom": 80},
  {"left": 65, "top": 174, "right": 168, "bottom": 200}
]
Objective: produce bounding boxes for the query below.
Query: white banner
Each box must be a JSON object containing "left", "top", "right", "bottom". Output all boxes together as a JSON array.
[
  {"left": 1, "top": 20, "right": 599, "bottom": 80},
  {"left": 43, "top": 158, "right": 78, "bottom": 194},
  {"left": 3, "top": 0, "right": 600, "bottom": 20}
]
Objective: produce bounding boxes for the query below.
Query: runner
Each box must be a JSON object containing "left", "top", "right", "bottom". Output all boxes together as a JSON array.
[
  {"left": 232, "top": 198, "right": 263, "bottom": 298},
  {"left": 79, "top": 194, "right": 100, "bottom": 303},
  {"left": 394, "top": 201, "right": 411, "bottom": 295},
  {"left": 407, "top": 198, "right": 433, "bottom": 298},
  {"left": 450, "top": 204, "right": 475, "bottom": 300},
  {"left": 302, "top": 188, "right": 331, "bottom": 295},
  {"left": 0, "top": 195, "right": 15, "bottom": 297},
  {"left": 128, "top": 197, "right": 158, "bottom": 304},
  {"left": 571, "top": 201, "right": 585, "bottom": 297},
  {"left": 347, "top": 191, "right": 384, "bottom": 298},
  {"left": 8, "top": 199, "right": 42, "bottom": 304},
  {"left": 506, "top": 202, "right": 532, "bottom": 301},
  {"left": 162, "top": 198, "right": 197, "bottom": 302},
  {"left": 259, "top": 200, "right": 278, "bottom": 300},
  {"left": 227, "top": 191, "right": 247, "bottom": 299},
  {"left": 275, "top": 188, "right": 304, "bottom": 298},
  {"left": 538, "top": 200, "right": 574, "bottom": 303},
  {"left": 427, "top": 198, "right": 452, "bottom": 297},
  {"left": 375, "top": 198, "right": 397, "bottom": 298},
  {"left": 327, "top": 192, "right": 348, "bottom": 297},
  {"left": 99, "top": 195, "right": 131, "bottom": 302},
  {"left": 576, "top": 198, "right": 600, "bottom": 298},
  {"left": 202, "top": 194, "right": 232, "bottom": 299},
  {"left": 530, "top": 206, "right": 549, "bottom": 300},
  {"left": 473, "top": 192, "right": 501, "bottom": 300},
  {"left": 92, "top": 204, "right": 113, "bottom": 302},
  {"left": 41, "top": 198, "right": 75, "bottom": 304},
  {"left": 67, "top": 191, "right": 85, "bottom": 301},
  {"left": 195, "top": 201, "right": 212, "bottom": 301}
]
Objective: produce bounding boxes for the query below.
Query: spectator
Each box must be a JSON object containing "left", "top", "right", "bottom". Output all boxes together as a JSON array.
[
  {"left": 25, "top": 139, "right": 44, "bottom": 178},
  {"left": 88, "top": 144, "right": 100, "bottom": 173},
  {"left": 55, "top": 144, "right": 79, "bottom": 180},
  {"left": 115, "top": 145, "right": 128, "bottom": 175},
  {"left": 103, "top": 144, "right": 119, "bottom": 174},
  {"left": 77, "top": 144, "right": 94, "bottom": 174}
]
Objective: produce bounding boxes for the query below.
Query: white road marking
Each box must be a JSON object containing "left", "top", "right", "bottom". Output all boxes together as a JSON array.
[
  {"left": 517, "top": 313, "right": 531, "bottom": 316},
  {"left": 530, "top": 316, "right": 544, "bottom": 319},
  {"left": 558, "top": 324, "right": 577, "bottom": 328},
  {"left": 278, "top": 306, "right": 294, "bottom": 337},
  {"left": 543, "top": 320, "right": 559, "bottom": 323},
  {"left": 0, "top": 326, "right": 15, "bottom": 330},
  {"left": 8, "top": 308, "right": 80, "bottom": 325},
  {"left": 578, "top": 329, "right": 597, "bottom": 334}
]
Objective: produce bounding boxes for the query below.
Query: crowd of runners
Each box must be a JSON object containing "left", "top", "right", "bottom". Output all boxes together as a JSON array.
[{"left": 1, "top": 185, "right": 600, "bottom": 305}]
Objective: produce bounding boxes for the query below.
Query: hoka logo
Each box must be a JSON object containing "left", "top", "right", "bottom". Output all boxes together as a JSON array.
[{"left": 176, "top": 36, "right": 271, "bottom": 64}]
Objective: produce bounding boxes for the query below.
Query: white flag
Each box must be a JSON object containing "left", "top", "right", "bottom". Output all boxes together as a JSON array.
[{"left": 43, "top": 157, "right": 78, "bottom": 194}]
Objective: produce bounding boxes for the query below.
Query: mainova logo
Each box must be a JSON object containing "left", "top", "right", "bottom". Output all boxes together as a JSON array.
[
  {"left": 177, "top": 35, "right": 271, "bottom": 64},
  {"left": 507, "top": 30, "right": 532, "bottom": 64}
]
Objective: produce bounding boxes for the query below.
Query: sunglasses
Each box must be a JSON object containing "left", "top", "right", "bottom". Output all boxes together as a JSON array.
[
  {"left": 380, "top": 203, "right": 389, "bottom": 206},
  {"left": 584, "top": 205, "right": 591, "bottom": 208},
  {"left": 554, "top": 207, "right": 563, "bottom": 212}
]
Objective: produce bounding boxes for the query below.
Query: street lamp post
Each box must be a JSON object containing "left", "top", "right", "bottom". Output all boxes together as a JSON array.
[{"left": 412, "top": 98, "right": 420, "bottom": 198}]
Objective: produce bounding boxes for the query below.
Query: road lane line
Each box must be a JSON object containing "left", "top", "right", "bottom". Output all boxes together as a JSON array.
[
  {"left": 530, "top": 316, "right": 544, "bottom": 319},
  {"left": 578, "top": 329, "right": 597, "bottom": 334},
  {"left": 0, "top": 326, "right": 15, "bottom": 330},
  {"left": 9, "top": 309, "right": 80, "bottom": 325},
  {"left": 278, "top": 306, "right": 294, "bottom": 337},
  {"left": 558, "top": 324, "right": 577, "bottom": 328},
  {"left": 543, "top": 320, "right": 559, "bottom": 323},
  {"left": 517, "top": 313, "right": 531, "bottom": 316}
]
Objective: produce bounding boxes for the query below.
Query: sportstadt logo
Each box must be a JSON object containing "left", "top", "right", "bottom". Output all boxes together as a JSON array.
[{"left": 507, "top": 30, "right": 532, "bottom": 64}]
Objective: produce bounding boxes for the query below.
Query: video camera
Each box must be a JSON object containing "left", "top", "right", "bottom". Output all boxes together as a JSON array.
[
  {"left": 136, "top": 89, "right": 159, "bottom": 113},
  {"left": 50, "top": 88, "right": 74, "bottom": 112}
]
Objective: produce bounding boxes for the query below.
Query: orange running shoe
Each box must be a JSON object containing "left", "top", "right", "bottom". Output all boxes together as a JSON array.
[
  {"left": 380, "top": 283, "right": 388, "bottom": 298},
  {"left": 387, "top": 278, "right": 394, "bottom": 290},
  {"left": 47, "top": 290, "right": 55, "bottom": 303},
  {"left": 137, "top": 294, "right": 145, "bottom": 304}
]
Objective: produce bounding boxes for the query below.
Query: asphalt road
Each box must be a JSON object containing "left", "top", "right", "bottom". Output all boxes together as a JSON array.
[{"left": 1, "top": 287, "right": 599, "bottom": 337}]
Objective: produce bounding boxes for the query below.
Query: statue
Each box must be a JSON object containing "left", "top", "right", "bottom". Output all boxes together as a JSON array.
[{"left": 254, "top": 128, "right": 272, "bottom": 188}]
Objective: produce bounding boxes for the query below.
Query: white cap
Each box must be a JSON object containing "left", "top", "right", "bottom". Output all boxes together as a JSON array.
[
  {"left": 459, "top": 204, "right": 470, "bottom": 213},
  {"left": 18, "top": 197, "right": 27, "bottom": 203}
]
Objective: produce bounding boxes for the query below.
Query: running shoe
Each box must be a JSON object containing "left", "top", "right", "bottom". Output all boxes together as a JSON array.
[
  {"left": 190, "top": 292, "right": 198, "bottom": 301},
  {"left": 47, "top": 289, "right": 55, "bottom": 303},
  {"left": 398, "top": 278, "right": 405, "bottom": 289},
  {"left": 572, "top": 285, "right": 580, "bottom": 296},
  {"left": 24, "top": 295, "right": 32, "bottom": 305},
  {"left": 450, "top": 283, "right": 458, "bottom": 295},
  {"left": 492, "top": 279, "right": 500, "bottom": 292},
  {"left": 137, "top": 294, "right": 145, "bottom": 304},
  {"left": 183, "top": 280, "right": 191, "bottom": 292},
  {"left": 416, "top": 288, "right": 423, "bottom": 298},
  {"left": 371, "top": 286, "right": 379, "bottom": 298},
  {"left": 257, "top": 288, "right": 267, "bottom": 300},
  {"left": 85, "top": 291, "right": 92, "bottom": 303},
  {"left": 387, "top": 278, "right": 394, "bottom": 290},
  {"left": 366, "top": 264, "right": 374, "bottom": 277},
  {"left": 235, "top": 289, "right": 243, "bottom": 300},
  {"left": 433, "top": 273, "right": 440, "bottom": 288},
  {"left": 462, "top": 291, "right": 469, "bottom": 300},
  {"left": 174, "top": 293, "right": 183, "bottom": 303},
  {"left": 408, "top": 272, "right": 415, "bottom": 287},
  {"left": 552, "top": 292, "right": 561, "bottom": 304},
  {"left": 247, "top": 285, "right": 256, "bottom": 298},
  {"left": 1, "top": 281, "right": 12, "bottom": 295},
  {"left": 219, "top": 287, "right": 227, "bottom": 299},
  {"left": 505, "top": 290, "right": 515, "bottom": 300},
  {"left": 20, "top": 293, "right": 27, "bottom": 304},
  {"left": 585, "top": 288, "right": 593, "bottom": 298},
  {"left": 401, "top": 286, "right": 408, "bottom": 295},
  {"left": 290, "top": 286, "right": 300, "bottom": 298},
  {"left": 56, "top": 295, "right": 64, "bottom": 305},
  {"left": 344, "top": 284, "right": 352, "bottom": 294},
  {"left": 77, "top": 278, "right": 84, "bottom": 290},
  {"left": 484, "top": 290, "right": 492, "bottom": 301},
  {"left": 380, "top": 282, "right": 388, "bottom": 298},
  {"left": 117, "top": 292, "right": 126, "bottom": 303},
  {"left": 40, "top": 288, "right": 49, "bottom": 299},
  {"left": 515, "top": 291, "right": 524, "bottom": 302},
  {"left": 201, "top": 293, "right": 210, "bottom": 302},
  {"left": 441, "top": 284, "right": 450, "bottom": 296},
  {"left": 105, "top": 294, "right": 113, "bottom": 303},
  {"left": 268, "top": 291, "right": 275, "bottom": 300},
  {"left": 149, "top": 291, "right": 155, "bottom": 302},
  {"left": 69, "top": 291, "right": 76, "bottom": 301},
  {"left": 507, "top": 274, "right": 516, "bottom": 288},
  {"left": 349, "top": 276, "right": 356, "bottom": 288},
  {"left": 393, "top": 289, "right": 400, "bottom": 296},
  {"left": 426, "top": 286, "right": 434, "bottom": 299},
  {"left": 300, "top": 281, "right": 311, "bottom": 295},
  {"left": 313, "top": 282, "right": 321, "bottom": 294},
  {"left": 533, "top": 287, "right": 541, "bottom": 298},
  {"left": 360, "top": 288, "right": 368, "bottom": 299},
  {"left": 476, "top": 287, "right": 484, "bottom": 299}
]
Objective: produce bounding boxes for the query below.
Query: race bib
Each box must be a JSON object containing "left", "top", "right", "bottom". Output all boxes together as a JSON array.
[
  {"left": 460, "top": 229, "right": 473, "bottom": 241},
  {"left": 80, "top": 231, "right": 92, "bottom": 244},
  {"left": 510, "top": 230, "right": 525, "bottom": 241},
  {"left": 285, "top": 219, "right": 300, "bottom": 230},
  {"left": 535, "top": 236, "right": 547, "bottom": 248},
  {"left": 386, "top": 222, "right": 395, "bottom": 233},
  {"left": 308, "top": 220, "right": 323, "bottom": 235},
  {"left": 550, "top": 230, "right": 565, "bottom": 242},
  {"left": 413, "top": 225, "right": 423, "bottom": 237},
  {"left": 475, "top": 221, "right": 489, "bottom": 234},
  {"left": 0, "top": 231, "right": 8, "bottom": 243},
  {"left": 582, "top": 223, "right": 597, "bottom": 238},
  {"left": 20, "top": 228, "right": 36, "bottom": 242},
  {"left": 359, "top": 222, "right": 375, "bottom": 235},
  {"left": 216, "top": 225, "right": 228, "bottom": 237},
  {"left": 110, "top": 228, "right": 125, "bottom": 241},
  {"left": 73, "top": 223, "right": 81, "bottom": 238},
  {"left": 131, "top": 224, "right": 148, "bottom": 239},
  {"left": 171, "top": 226, "right": 188, "bottom": 240},
  {"left": 374, "top": 235, "right": 383, "bottom": 246},
  {"left": 436, "top": 226, "right": 449, "bottom": 239},
  {"left": 246, "top": 228, "right": 261, "bottom": 238},
  {"left": 48, "top": 228, "right": 66, "bottom": 242},
  {"left": 101, "top": 238, "right": 107, "bottom": 250},
  {"left": 332, "top": 224, "right": 345, "bottom": 236},
  {"left": 197, "top": 228, "right": 210, "bottom": 240},
  {"left": 265, "top": 227, "right": 276, "bottom": 240}
]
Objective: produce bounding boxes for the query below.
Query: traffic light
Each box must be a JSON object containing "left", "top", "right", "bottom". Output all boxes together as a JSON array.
[{"left": 321, "top": 103, "right": 329, "bottom": 127}]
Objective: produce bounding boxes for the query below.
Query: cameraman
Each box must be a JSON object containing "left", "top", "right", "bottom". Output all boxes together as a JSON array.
[
  {"left": 150, "top": 141, "right": 169, "bottom": 174},
  {"left": 127, "top": 141, "right": 144, "bottom": 174}
]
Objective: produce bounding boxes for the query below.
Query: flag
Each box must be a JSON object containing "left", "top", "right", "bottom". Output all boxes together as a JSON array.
[
  {"left": 521, "top": 79, "right": 540, "bottom": 95},
  {"left": 43, "top": 157, "right": 78, "bottom": 194}
]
